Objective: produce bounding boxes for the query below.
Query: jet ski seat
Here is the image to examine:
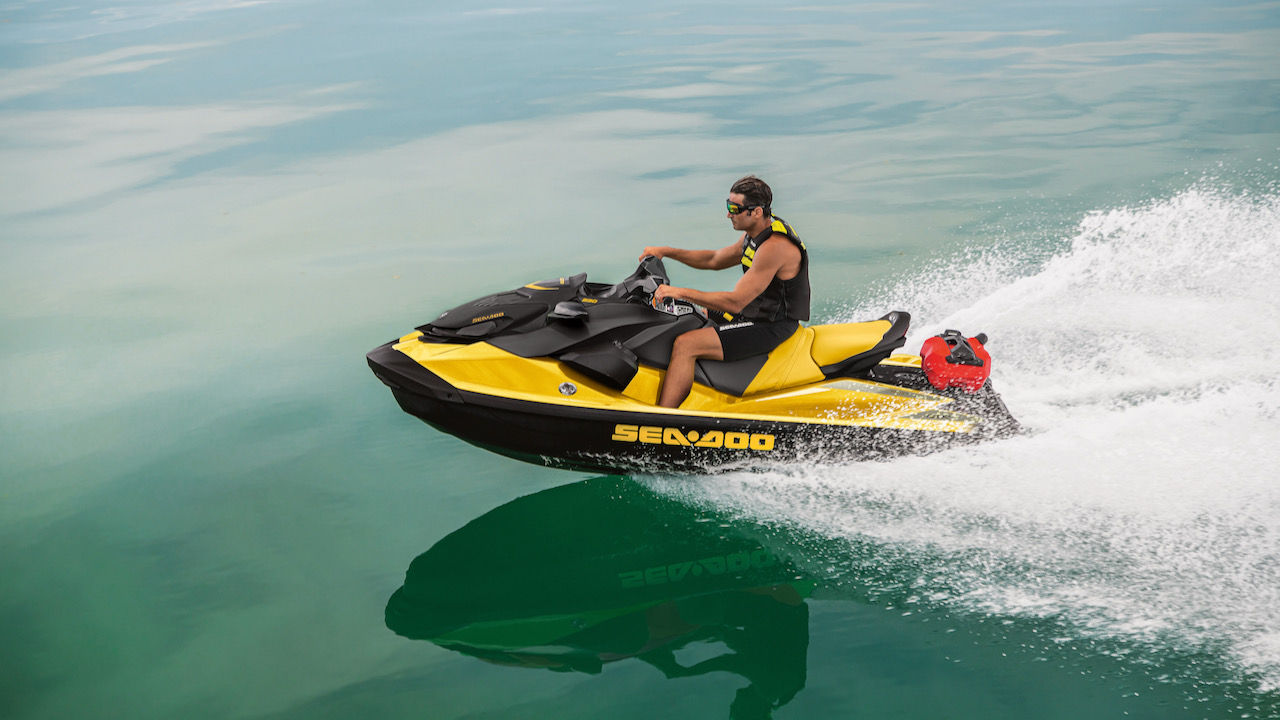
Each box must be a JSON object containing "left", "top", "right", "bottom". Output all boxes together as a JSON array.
[
  {"left": 812, "top": 311, "right": 910, "bottom": 378},
  {"left": 725, "top": 311, "right": 911, "bottom": 396}
]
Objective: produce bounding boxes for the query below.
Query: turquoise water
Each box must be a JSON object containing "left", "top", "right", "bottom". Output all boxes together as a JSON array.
[{"left": 3, "top": 1, "right": 1279, "bottom": 718}]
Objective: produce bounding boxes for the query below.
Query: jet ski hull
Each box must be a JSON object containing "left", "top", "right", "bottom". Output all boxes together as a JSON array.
[{"left": 367, "top": 340, "right": 1015, "bottom": 474}]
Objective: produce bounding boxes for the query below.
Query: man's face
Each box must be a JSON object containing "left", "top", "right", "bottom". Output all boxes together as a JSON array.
[{"left": 727, "top": 192, "right": 757, "bottom": 231}]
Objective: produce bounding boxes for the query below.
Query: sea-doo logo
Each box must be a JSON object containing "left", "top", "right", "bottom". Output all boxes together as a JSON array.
[
  {"left": 610, "top": 424, "right": 775, "bottom": 451},
  {"left": 470, "top": 312, "right": 505, "bottom": 324},
  {"left": 619, "top": 547, "right": 777, "bottom": 588}
]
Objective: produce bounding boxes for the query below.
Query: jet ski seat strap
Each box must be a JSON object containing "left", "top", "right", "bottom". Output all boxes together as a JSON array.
[{"left": 810, "top": 311, "right": 911, "bottom": 379}]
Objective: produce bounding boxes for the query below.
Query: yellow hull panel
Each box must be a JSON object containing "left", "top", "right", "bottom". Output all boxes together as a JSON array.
[{"left": 391, "top": 337, "right": 977, "bottom": 434}]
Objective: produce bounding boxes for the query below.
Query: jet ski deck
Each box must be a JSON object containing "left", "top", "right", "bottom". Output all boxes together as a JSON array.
[{"left": 367, "top": 258, "right": 1017, "bottom": 473}]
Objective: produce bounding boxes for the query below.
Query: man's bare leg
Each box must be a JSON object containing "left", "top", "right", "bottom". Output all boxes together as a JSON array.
[{"left": 659, "top": 327, "right": 724, "bottom": 408}]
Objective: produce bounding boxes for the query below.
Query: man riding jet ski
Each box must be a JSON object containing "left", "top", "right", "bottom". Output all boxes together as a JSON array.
[
  {"left": 366, "top": 251, "right": 1018, "bottom": 474},
  {"left": 642, "top": 175, "right": 809, "bottom": 409}
]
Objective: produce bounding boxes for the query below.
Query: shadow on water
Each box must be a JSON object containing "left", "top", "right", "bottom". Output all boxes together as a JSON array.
[
  {"left": 383, "top": 476, "right": 1280, "bottom": 720},
  {"left": 385, "top": 476, "right": 810, "bottom": 718}
]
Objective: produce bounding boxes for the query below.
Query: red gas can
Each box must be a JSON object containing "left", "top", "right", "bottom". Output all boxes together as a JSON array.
[{"left": 920, "top": 330, "right": 992, "bottom": 393}]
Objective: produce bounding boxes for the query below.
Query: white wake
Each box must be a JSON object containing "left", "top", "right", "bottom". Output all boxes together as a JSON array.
[{"left": 649, "top": 186, "right": 1280, "bottom": 694}]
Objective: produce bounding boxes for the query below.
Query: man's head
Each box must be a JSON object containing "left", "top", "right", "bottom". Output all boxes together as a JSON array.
[
  {"left": 729, "top": 175, "right": 772, "bottom": 215},
  {"left": 727, "top": 175, "right": 772, "bottom": 231}
]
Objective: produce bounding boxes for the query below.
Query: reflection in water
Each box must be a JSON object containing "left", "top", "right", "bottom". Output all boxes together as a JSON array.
[
  {"left": 382, "top": 475, "right": 1280, "bottom": 719},
  {"left": 386, "top": 476, "right": 812, "bottom": 718}
]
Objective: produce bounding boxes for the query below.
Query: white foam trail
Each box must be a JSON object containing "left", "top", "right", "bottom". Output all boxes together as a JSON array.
[{"left": 652, "top": 186, "right": 1280, "bottom": 692}]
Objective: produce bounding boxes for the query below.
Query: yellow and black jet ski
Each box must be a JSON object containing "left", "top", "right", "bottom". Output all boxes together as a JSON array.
[{"left": 366, "top": 257, "right": 1017, "bottom": 473}]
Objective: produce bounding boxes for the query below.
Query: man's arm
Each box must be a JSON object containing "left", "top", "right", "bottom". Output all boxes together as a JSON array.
[
  {"left": 654, "top": 237, "right": 800, "bottom": 314},
  {"left": 640, "top": 239, "right": 742, "bottom": 270}
]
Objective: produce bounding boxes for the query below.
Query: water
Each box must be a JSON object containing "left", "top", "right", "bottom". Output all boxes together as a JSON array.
[{"left": 2, "top": 1, "right": 1279, "bottom": 718}]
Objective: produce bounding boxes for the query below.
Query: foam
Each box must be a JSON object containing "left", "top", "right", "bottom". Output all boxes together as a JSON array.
[{"left": 648, "top": 186, "right": 1280, "bottom": 692}]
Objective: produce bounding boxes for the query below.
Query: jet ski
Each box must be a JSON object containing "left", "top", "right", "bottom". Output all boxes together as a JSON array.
[{"left": 366, "top": 256, "right": 1017, "bottom": 473}]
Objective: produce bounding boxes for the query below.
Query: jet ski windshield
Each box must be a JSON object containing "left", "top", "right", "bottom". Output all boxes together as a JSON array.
[{"left": 588, "top": 255, "right": 670, "bottom": 303}]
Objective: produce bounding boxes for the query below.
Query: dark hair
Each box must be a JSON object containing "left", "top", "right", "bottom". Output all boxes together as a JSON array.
[{"left": 730, "top": 175, "right": 772, "bottom": 215}]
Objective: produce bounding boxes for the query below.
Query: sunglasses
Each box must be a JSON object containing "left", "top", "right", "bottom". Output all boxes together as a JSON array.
[{"left": 726, "top": 199, "right": 759, "bottom": 215}]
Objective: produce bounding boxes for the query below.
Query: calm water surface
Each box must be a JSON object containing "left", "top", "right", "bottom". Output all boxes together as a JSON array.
[{"left": 2, "top": 1, "right": 1279, "bottom": 718}]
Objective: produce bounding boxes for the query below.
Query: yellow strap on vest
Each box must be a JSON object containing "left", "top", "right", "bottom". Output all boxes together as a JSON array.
[
  {"left": 771, "top": 219, "right": 806, "bottom": 249},
  {"left": 741, "top": 217, "right": 804, "bottom": 270}
]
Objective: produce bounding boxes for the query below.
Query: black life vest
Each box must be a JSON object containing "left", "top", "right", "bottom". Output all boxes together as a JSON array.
[{"left": 721, "top": 216, "right": 810, "bottom": 324}]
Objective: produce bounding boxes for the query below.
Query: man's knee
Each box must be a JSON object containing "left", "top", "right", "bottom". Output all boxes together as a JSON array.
[
  {"left": 671, "top": 328, "right": 721, "bottom": 360},
  {"left": 670, "top": 331, "right": 696, "bottom": 356}
]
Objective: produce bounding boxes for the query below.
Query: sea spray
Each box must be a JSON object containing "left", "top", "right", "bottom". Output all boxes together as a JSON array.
[{"left": 647, "top": 186, "right": 1280, "bottom": 699}]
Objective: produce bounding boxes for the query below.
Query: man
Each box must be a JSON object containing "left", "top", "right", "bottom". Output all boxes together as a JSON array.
[{"left": 640, "top": 175, "right": 810, "bottom": 408}]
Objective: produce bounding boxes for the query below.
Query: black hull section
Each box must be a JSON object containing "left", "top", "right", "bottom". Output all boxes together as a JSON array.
[{"left": 368, "top": 342, "right": 1003, "bottom": 474}]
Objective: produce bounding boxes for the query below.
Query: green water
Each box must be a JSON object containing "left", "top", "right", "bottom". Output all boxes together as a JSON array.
[{"left": 3, "top": 1, "right": 1279, "bottom": 718}]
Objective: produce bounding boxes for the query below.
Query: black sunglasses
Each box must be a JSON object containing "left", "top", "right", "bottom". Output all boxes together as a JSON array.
[{"left": 726, "top": 199, "right": 759, "bottom": 215}]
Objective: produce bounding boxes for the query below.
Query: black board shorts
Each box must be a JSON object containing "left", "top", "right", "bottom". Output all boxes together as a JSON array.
[{"left": 715, "top": 320, "right": 799, "bottom": 362}]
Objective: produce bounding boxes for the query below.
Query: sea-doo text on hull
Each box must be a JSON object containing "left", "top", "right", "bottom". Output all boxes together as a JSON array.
[{"left": 366, "top": 257, "right": 1017, "bottom": 473}]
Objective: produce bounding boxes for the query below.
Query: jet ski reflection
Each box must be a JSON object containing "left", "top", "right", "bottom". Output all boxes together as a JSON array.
[{"left": 386, "top": 476, "right": 812, "bottom": 717}]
